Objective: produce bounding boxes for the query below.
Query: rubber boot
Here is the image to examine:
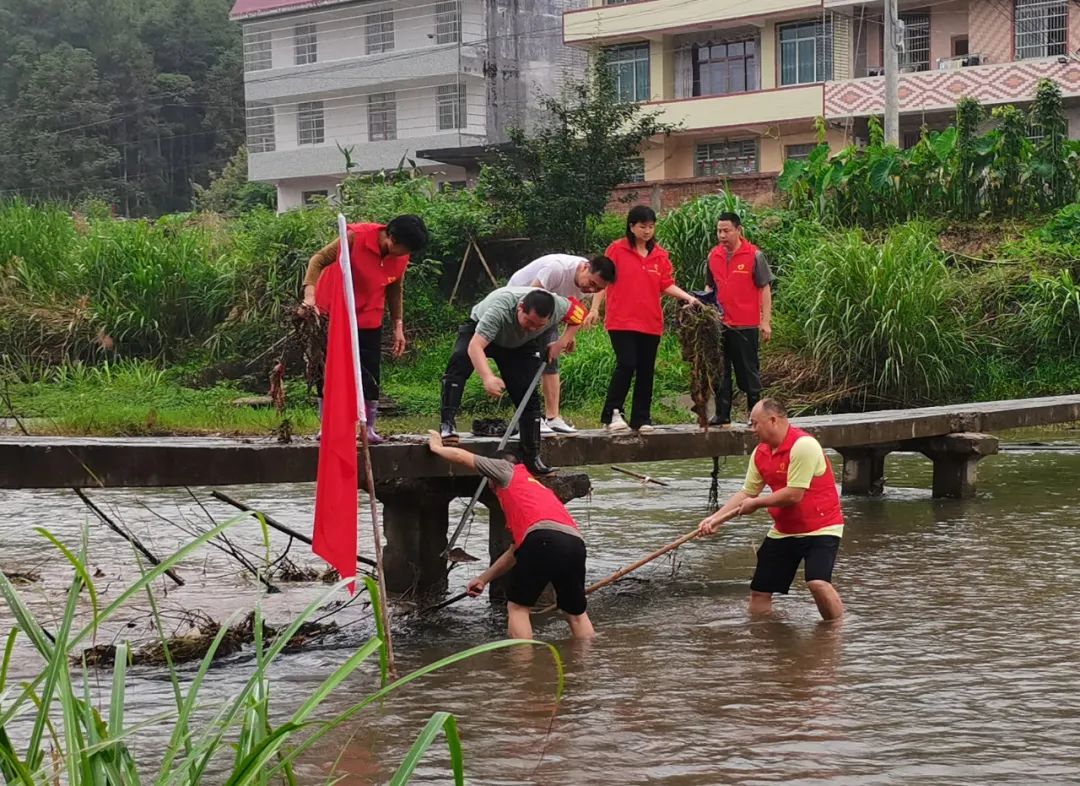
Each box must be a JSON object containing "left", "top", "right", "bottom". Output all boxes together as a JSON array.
[
  {"left": 364, "top": 400, "right": 384, "bottom": 445},
  {"left": 315, "top": 397, "right": 323, "bottom": 440},
  {"left": 439, "top": 378, "right": 464, "bottom": 442},
  {"left": 519, "top": 414, "right": 554, "bottom": 475}
]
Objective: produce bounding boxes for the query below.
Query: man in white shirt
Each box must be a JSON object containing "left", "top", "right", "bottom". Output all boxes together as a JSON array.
[{"left": 508, "top": 254, "right": 616, "bottom": 433}]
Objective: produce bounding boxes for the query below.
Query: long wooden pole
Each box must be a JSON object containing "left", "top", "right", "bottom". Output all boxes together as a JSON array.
[
  {"left": 538, "top": 509, "right": 740, "bottom": 612},
  {"left": 610, "top": 465, "right": 670, "bottom": 487},
  {"left": 337, "top": 213, "right": 396, "bottom": 677},
  {"left": 210, "top": 490, "right": 377, "bottom": 571}
]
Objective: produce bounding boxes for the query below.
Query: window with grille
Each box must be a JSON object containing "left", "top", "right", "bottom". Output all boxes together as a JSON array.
[
  {"left": 1015, "top": 0, "right": 1067, "bottom": 60},
  {"left": 294, "top": 23, "right": 317, "bottom": 65},
  {"left": 693, "top": 39, "right": 759, "bottom": 96},
  {"left": 366, "top": 11, "right": 394, "bottom": 54},
  {"left": 779, "top": 21, "right": 832, "bottom": 85},
  {"left": 785, "top": 143, "right": 816, "bottom": 161},
  {"left": 297, "top": 101, "right": 324, "bottom": 145},
  {"left": 625, "top": 157, "right": 645, "bottom": 182},
  {"left": 695, "top": 140, "right": 757, "bottom": 176},
  {"left": 435, "top": 0, "right": 460, "bottom": 44},
  {"left": 436, "top": 84, "right": 466, "bottom": 130},
  {"left": 245, "top": 103, "right": 275, "bottom": 153},
  {"left": 604, "top": 43, "right": 651, "bottom": 102},
  {"left": 368, "top": 93, "right": 397, "bottom": 141},
  {"left": 899, "top": 13, "right": 930, "bottom": 71},
  {"left": 243, "top": 29, "right": 272, "bottom": 72}
]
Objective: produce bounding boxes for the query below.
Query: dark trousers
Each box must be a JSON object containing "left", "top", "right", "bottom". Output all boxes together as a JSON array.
[
  {"left": 441, "top": 320, "right": 544, "bottom": 423},
  {"left": 602, "top": 330, "right": 661, "bottom": 428},
  {"left": 714, "top": 326, "right": 761, "bottom": 423},
  {"left": 317, "top": 326, "right": 381, "bottom": 401}
]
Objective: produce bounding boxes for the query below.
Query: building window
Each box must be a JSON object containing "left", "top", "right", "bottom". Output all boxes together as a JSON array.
[
  {"left": 366, "top": 11, "right": 394, "bottom": 54},
  {"left": 297, "top": 101, "right": 324, "bottom": 145},
  {"left": 604, "top": 43, "right": 650, "bottom": 102},
  {"left": 294, "top": 22, "right": 317, "bottom": 65},
  {"left": 695, "top": 140, "right": 757, "bottom": 176},
  {"left": 603, "top": 0, "right": 632, "bottom": 4},
  {"left": 245, "top": 103, "right": 275, "bottom": 153},
  {"left": 899, "top": 13, "right": 930, "bottom": 72},
  {"left": 435, "top": 0, "right": 460, "bottom": 44},
  {"left": 625, "top": 157, "right": 646, "bottom": 183},
  {"left": 785, "top": 143, "right": 816, "bottom": 161},
  {"left": 368, "top": 93, "right": 397, "bottom": 141},
  {"left": 436, "top": 84, "right": 466, "bottom": 130},
  {"left": 1015, "top": 0, "right": 1067, "bottom": 60},
  {"left": 243, "top": 29, "right": 272, "bottom": 72},
  {"left": 693, "top": 39, "right": 759, "bottom": 96},
  {"left": 302, "top": 190, "right": 329, "bottom": 205},
  {"left": 778, "top": 21, "right": 832, "bottom": 85}
]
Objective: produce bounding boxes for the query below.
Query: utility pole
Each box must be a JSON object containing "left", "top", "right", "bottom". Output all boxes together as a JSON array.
[{"left": 883, "top": 0, "right": 900, "bottom": 145}]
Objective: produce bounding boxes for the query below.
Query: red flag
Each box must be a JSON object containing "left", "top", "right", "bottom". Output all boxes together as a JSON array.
[{"left": 312, "top": 259, "right": 359, "bottom": 590}]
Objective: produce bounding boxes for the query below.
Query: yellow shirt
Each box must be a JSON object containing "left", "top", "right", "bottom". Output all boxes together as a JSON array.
[{"left": 742, "top": 435, "right": 844, "bottom": 539}]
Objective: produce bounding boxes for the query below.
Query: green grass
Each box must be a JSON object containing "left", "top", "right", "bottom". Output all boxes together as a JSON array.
[{"left": 0, "top": 521, "right": 564, "bottom": 785}]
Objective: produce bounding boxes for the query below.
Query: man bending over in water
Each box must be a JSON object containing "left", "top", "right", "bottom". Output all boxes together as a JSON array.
[{"left": 427, "top": 431, "right": 595, "bottom": 639}]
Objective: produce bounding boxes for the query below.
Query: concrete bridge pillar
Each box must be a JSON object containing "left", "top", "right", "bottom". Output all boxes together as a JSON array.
[
  {"left": 838, "top": 446, "right": 894, "bottom": 496},
  {"left": 909, "top": 433, "right": 1000, "bottom": 499}
]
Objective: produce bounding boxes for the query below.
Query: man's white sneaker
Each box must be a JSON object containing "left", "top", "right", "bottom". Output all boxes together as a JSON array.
[
  {"left": 606, "top": 410, "right": 630, "bottom": 432},
  {"left": 540, "top": 419, "right": 555, "bottom": 435},
  {"left": 637, "top": 423, "right": 655, "bottom": 432},
  {"left": 546, "top": 416, "right": 577, "bottom": 434}
]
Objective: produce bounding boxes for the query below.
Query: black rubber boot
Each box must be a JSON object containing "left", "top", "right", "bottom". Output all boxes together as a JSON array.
[
  {"left": 440, "top": 378, "right": 464, "bottom": 442},
  {"left": 519, "top": 414, "right": 555, "bottom": 475}
]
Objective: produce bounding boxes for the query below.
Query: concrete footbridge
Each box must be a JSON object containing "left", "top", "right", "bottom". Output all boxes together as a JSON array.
[{"left": 5, "top": 394, "right": 1078, "bottom": 592}]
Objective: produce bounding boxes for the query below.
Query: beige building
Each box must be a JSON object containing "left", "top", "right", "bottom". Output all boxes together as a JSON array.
[{"left": 564, "top": 0, "right": 1080, "bottom": 209}]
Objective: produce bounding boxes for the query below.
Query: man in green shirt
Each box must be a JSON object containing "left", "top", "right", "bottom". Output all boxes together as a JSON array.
[{"left": 439, "top": 286, "right": 586, "bottom": 475}]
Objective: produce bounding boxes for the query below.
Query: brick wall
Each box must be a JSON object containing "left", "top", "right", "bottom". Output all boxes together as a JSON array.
[
  {"left": 607, "top": 173, "right": 778, "bottom": 214},
  {"left": 969, "top": 0, "right": 1011, "bottom": 64}
]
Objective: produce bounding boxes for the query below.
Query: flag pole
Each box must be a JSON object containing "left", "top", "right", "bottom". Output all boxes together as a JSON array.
[{"left": 337, "top": 213, "right": 397, "bottom": 677}]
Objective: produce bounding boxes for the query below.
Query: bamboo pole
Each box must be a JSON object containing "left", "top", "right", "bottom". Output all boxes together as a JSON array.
[
  {"left": 537, "top": 509, "right": 740, "bottom": 613},
  {"left": 610, "top": 465, "right": 670, "bottom": 487}
]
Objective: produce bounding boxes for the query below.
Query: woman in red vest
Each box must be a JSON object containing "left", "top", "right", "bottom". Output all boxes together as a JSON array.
[
  {"left": 302, "top": 214, "right": 428, "bottom": 443},
  {"left": 587, "top": 205, "right": 701, "bottom": 432},
  {"left": 427, "top": 431, "right": 596, "bottom": 640},
  {"left": 698, "top": 398, "right": 844, "bottom": 621}
]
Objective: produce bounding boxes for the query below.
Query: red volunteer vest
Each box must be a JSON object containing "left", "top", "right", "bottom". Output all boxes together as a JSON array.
[
  {"left": 315, "top": 223, "right": 409, "bottom": 329},
  {"left": 709, "top": 240, "right": 763, "bottom": 328},
  {"left": 753, "top": 426, "right": 844, "bottom": 535},
  {"left": 602, "top": 238, "right": 675, "bottom": 336},
  {"left": 493, "top": 464, "right": 579, "bottom": 547}
]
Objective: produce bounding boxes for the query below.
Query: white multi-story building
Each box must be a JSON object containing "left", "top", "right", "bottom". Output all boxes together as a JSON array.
[{"left": 231, "top": 0, "right": 584, "bottom": 211}]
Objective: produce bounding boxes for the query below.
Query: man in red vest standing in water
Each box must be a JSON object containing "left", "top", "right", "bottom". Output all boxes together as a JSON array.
[
  {"left": 704, "top": 211, "right": 773, "bottom": 427},
  {"left": 427, "top": 430, "right": 595, "bottom": 640},
  {"left": 698, "top": 398, "right": 844, "bottom": 621}
]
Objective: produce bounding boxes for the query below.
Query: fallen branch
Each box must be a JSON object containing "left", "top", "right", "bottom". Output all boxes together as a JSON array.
[{"left": 611, "top": 465, "right": 670, "bottom": 487}]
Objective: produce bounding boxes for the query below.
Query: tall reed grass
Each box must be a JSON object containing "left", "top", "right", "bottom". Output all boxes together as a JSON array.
[{"left": 0, "top": 519, "right": 563, "bottom": 785}]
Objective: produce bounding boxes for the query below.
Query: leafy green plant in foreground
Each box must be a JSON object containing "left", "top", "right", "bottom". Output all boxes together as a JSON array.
[{"left": 0, "top": 517, "right": 564, "bottom": 785}]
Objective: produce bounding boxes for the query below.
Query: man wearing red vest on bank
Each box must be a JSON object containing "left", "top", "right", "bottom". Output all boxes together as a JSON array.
[
  {"left": 302, "top": 215, "right": 428, "bottom": 443},
  {"left": 427, "top": 430, "right": 596, "bottom": 640},
  {"left": 698, "top": 398, "right": 844, "bottom": 621},
  {"left": 704, "top": 211, "right": 773, "bottom": 427}
]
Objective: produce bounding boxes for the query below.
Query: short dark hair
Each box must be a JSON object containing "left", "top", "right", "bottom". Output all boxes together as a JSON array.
[
  {"left": 717, "top": 211, "right": 742, "bottom": 229},
  {"left": 625, "top": 205, "right": 657, "bottom": 251},
  {"left": 386, "top": 214, "right": 428, "bottom": 252},
  {"left": 497, "top": 449, "right": 521, "bottom": 464},
  {"left": 521, "top": 289, "right": 555, "bottom": 318},
  {"left": 588, "top": 255, "right": 617, "bottom": 283},
  {"left": 759, "top": 398, "right": 788, "bottom": 418}
]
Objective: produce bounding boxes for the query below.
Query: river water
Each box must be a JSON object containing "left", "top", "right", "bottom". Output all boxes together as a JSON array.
[{"left": 3, "top": 429, "right": 1080, "bottom": 784}]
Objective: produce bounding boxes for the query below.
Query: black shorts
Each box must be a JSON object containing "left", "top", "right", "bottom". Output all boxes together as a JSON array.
[
  {"left": 750, "top": 535, "right": 840, "bottom": 595},
  {"left": 505, "top": 529, "right": 587, "bottom": 615}
]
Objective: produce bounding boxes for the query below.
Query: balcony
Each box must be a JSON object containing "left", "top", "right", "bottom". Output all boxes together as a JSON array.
[
  {"left": 824, "top": 58, "right": 1080, "bottom": 118},
  {"left": 563, "top": 0, "right": 821, "bottom": 44},
  {"left": 646, "top": 84, "right": 824, "bottom": 132},
  {"left": 245, "top": 45, "right": 471, "bottom": 102}
]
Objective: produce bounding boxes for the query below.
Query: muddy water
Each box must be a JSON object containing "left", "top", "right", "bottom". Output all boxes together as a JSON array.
[{"left": 3, "top": 430, "right": 1080, "bottom": 784}]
